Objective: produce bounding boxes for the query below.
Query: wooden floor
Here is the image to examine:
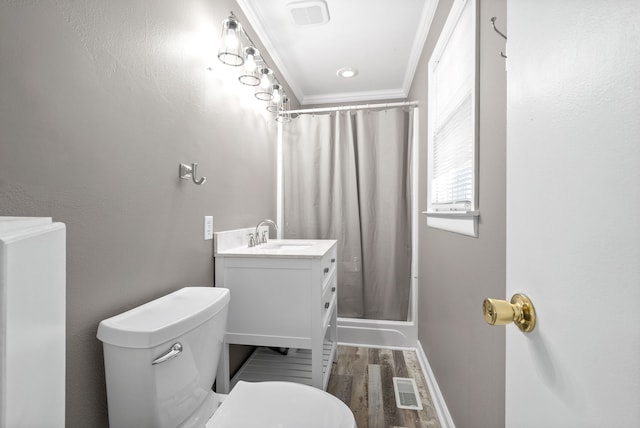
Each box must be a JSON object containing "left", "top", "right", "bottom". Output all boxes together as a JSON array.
[{"left": 327, "top": 346, "right": 441, "bottom": 428}]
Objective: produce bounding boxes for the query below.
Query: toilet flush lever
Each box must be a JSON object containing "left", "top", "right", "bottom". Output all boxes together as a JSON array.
[{"left": 152, "top": 342, "right": 183, "bottom": 365}]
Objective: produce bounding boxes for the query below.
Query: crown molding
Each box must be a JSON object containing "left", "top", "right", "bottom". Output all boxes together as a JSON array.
[
  {"left": 402, "top": 0, "right": 440, "bottom": 94},
  {"left": 235, "top": 0, "right": 439, "bottom": 106}
]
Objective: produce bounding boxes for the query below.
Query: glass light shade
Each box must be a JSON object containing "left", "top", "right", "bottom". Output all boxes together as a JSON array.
[
  {"left": 255, "top": 68, "right": 274, "bottom": 101},
  {"left": 275, "top": 96, "right": 291, "bottom": 123},
  {"left": 266, "top": 85, "right": 282, "bottom": 112},
  {"left": 238, "top": 47, "right": 261, "bottom": 86},
  {"left": 218, "top": 17, "right": 244, "bottom": 66},
  {"left": 272, "top": 85, "right": 281, "bottom": 102}
]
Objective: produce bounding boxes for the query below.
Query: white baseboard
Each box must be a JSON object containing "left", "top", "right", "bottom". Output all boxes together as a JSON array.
[{"left": 415, "top": 340, "right": 455, "bottom": 428}]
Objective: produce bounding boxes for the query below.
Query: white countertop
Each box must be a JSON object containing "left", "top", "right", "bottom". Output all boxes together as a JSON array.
[{"left": 215, "top": 239, "right": 336, "bottom": 258}]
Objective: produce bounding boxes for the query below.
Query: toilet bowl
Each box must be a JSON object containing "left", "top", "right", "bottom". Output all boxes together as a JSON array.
[
  {"left": 97, "top": 287, "right": 356, "bottom": 428},
  {"left": 207, "top": 380, "right": 355, "bottom": 428}
]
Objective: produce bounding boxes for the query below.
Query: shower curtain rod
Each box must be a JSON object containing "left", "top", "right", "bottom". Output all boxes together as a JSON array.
[{"left": 286, "top": 100, "right": 418, "bottom": 115}]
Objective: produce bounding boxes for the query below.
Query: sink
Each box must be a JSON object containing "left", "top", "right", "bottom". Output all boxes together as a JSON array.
[
  {"left": 214, "top": 231, "right": 335, "bottom": 257},
  {"left": 261, "top": 242, "right": 313, "bottom": 250}
]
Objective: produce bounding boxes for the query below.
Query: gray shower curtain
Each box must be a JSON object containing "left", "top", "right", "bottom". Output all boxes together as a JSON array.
[{"left": 283, "top": 108, "right": 412, "bottom": 321}]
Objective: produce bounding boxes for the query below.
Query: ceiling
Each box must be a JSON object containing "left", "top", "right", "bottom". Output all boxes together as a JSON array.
[{"left": 236, "top": 0, "right": 438, "bottom": 106}]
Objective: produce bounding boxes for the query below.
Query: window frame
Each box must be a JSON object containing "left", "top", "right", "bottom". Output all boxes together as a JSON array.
[{"left": 425, "top": 0, "right": 479, "bottom": 237}]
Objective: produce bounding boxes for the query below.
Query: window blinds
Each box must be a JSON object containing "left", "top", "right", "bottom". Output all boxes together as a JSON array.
[{"left": 430, "top": 0, "right": 474, "bottom": 209}]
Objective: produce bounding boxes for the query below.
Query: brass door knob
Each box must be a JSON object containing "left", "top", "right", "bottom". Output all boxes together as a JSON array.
[{"left": 482, "top": 293, "right": 536, "bottom": 332}]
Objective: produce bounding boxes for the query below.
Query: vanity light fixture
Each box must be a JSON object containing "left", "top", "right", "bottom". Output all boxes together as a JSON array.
[
  {"left": 238, "top": 46, "right": 261, "bottom": 86},
  {"left": 337, "top": 67, "right": 358, "bottom": 78},
  {"left": 217, "top": 12, "right": 291, "bottom": 122},
  {"left": 254, "top": 67, "right": 274, "bottom": 101},
  {"left": 275, "top": 95, "right": 291, "bottom": 123},
  {"left": 266, "top": 84, "right": 283, "bottom": 112},
  {"left": 271, "top": 84, "right": 282, "bottom": 103},
  {"left": 217, "top": 15, "right": 244, "bottom": 66}
]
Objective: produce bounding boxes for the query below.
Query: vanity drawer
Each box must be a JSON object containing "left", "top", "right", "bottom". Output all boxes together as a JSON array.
[
  {"left": 320, "top": 246, "right": 337, "bottom": 286},
  {"left": 321, "top": 274, "right": 337, "bottom": 316}
]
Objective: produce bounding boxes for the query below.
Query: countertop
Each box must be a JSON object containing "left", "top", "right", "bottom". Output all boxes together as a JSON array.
[{"left": 214, "top": 239, "right": 336, "bottom": 258}]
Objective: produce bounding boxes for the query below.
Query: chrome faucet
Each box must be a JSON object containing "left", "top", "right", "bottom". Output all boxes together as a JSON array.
[{"left": 255, "top": 219, "right": 278, "bottom": 245}]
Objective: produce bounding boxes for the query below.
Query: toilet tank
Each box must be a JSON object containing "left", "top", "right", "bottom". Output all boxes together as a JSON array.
[{"left": 97, "top": 287, "right": 230, "bottom": 428}]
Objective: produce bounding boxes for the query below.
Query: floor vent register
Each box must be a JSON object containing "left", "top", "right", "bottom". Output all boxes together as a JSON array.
[{"left": 392, "top": 377, "right": 423, "bottom": 410}]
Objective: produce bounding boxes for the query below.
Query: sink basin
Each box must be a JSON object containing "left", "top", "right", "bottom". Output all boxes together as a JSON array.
[{"left": 261, "top": 242, "right": 313, "bottom": 250}]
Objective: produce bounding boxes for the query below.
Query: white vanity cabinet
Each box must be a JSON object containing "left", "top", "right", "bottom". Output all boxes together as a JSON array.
[{"left": 214, "top": 239, "right": 338, "bottom": 392}]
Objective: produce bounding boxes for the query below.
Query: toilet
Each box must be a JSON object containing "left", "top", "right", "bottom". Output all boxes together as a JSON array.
[{"left": 97, "top": 287, "right": 356, "bottom": 428}]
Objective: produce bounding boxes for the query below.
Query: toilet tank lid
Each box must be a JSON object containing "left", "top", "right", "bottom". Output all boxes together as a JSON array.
[{"left": 97, "top": 287, "right": 230, "bottom": 349}]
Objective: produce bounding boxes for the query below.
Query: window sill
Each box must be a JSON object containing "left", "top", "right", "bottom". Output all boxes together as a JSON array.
[{"left": 422, "top": 211, "right": 479, "bottom": 237}]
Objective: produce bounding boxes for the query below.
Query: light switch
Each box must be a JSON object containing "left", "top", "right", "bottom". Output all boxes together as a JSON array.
[{"left": 204, "top": 216, "right": 213, "bottom": 240}]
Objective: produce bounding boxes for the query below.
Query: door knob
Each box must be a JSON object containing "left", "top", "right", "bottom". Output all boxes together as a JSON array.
[{"left": 482, "top": 293, "right": 536, "bottom": 332}]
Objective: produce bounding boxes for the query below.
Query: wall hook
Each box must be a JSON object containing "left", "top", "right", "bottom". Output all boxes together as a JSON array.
[
  {"left": 490, "top": 17, "right": 507, "bottom": 58},
  {"left": 179, "top": 163, "right": 207, "bottom": 185}
]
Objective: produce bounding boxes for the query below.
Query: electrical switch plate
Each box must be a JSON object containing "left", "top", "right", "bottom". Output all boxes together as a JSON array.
[{"left": 204, "top": 216, "right": 213, "bottom": 240}]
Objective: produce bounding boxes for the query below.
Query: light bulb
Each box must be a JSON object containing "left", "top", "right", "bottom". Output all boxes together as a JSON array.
[
  {"left": 245, "top": 53, "right": 256, "bottom": 72},
  {"left": 272, "top": 86, "right": 281, "bottom": 103},
  {"left": 260, "top": 72, "right": 270, "bottom": 89},
  {"left": 337, "top": 67, "right": 358, "bottom": 78},
  {"left": 224, "top": 28, "right": 239, "bottom": 49}
]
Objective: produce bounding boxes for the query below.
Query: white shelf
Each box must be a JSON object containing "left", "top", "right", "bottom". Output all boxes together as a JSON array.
[{"left": 231, "top": 340, "right": 337, "bottom": 390}]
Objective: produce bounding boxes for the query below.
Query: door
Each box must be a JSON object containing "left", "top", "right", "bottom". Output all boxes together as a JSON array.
[{"left": 505, "top": 1, "right": 640, "bottom": 427}]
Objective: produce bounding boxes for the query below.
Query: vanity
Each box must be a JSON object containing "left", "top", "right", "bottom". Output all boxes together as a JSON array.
[{"left": 214, "top": 231, "right": 338, "bottom": 393}]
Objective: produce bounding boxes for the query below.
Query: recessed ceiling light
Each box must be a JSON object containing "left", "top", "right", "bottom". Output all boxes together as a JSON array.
[{"left": 337, "top": 67, "right": 358, "bottom": 78}]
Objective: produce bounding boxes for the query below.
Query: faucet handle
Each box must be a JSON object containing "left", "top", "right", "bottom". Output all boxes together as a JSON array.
[
  {"left": 261, "top": 230, "right": 268, "bottom": 244},
  {"left": 248, "top": 233, "right": 256, "bottom": 247}
]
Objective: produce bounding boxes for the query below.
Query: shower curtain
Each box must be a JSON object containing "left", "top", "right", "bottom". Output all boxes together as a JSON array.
[{"left": 283, "top": 108, "right": 412, "bottom": 321}]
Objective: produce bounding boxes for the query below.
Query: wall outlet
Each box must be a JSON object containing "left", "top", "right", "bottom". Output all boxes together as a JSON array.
[{"left": 204, "top": 216, "right": 213, "bottom": 240}]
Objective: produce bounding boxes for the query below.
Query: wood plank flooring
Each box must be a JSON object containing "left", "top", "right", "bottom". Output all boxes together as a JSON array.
[{"left": 327, "top": 346, "right": 441, "bottom": 428}]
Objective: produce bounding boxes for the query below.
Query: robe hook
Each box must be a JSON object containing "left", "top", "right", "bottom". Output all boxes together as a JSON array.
[
  {"left": 490, "top": 17, "right": 507, "bottom": 58},
  {"left": 179, "top": 163, "right": 207, "bottom": 185}
]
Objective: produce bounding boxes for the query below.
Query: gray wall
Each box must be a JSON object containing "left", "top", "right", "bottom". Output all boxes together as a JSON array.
[
  {"left": 409, "top": 1, "right": 507, "bottom": 427},
  {"left": 0, "top": 1, "right": 294, "bottom": 426}
]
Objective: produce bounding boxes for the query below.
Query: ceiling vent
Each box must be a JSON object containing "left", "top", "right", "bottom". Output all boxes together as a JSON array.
[{"left": 287, "top": 0, "right": 330, "bottom": 26}]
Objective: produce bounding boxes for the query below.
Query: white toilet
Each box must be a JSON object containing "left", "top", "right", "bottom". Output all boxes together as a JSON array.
[{"left": 97, "top": 287, "right": 356, "bottom": 428}]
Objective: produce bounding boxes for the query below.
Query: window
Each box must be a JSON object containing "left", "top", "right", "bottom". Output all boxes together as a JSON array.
[{"left": 426, "top": 0, "right": 479, "bottom": 237}]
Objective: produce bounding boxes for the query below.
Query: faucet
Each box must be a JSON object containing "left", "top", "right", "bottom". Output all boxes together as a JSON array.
[{"left": 255, "top": 219, "right": 279, "bottom": 245}]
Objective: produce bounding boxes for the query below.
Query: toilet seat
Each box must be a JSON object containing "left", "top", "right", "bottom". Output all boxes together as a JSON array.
[{"left": 206, "top": 381, "right": 356, "bottom": 428}]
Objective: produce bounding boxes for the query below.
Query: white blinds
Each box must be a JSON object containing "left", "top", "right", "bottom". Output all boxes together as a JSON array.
[
  {"left": 432, "top": 93, "right": 473, "bottom": 205},
  {"left": 430, "top": 0, "right": 475, "bottom": 209}
]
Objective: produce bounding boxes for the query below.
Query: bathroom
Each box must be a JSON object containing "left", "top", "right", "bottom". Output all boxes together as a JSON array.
[{"left": 1, "top": 0, "right": 639, "bottom": 427}]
